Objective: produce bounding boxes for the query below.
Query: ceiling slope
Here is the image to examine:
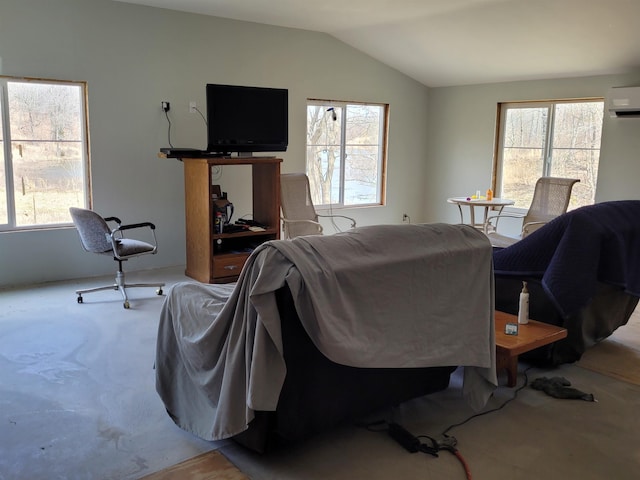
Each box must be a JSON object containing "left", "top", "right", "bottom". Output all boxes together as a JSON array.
[{"left": 114, "top": 0, "right": 640, "bottom": 87}]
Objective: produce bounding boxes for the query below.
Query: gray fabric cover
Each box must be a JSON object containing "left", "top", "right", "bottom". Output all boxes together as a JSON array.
[
  {"left": 69, "top": 207, "right": 112, "bottom": 253},
  {"left": 155, "top": 223, "right": 497, "bottom": 441},
  {"left": 113, "top": 238, "right": 155, "bottom": 256}
]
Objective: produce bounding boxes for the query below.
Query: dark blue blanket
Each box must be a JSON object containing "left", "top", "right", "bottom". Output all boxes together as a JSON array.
[{"left": 493, "top": 200, "right": 640, "bottom": 318}]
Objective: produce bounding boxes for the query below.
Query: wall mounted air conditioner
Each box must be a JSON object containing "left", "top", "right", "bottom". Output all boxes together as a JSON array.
[{"left": 608, "top": 86, "right": 640, "bottom": 118}]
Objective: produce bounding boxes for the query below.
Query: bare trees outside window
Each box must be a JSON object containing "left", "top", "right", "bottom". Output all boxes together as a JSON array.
[
  {"left": 306, "top": 100, "right": 387, "bottom": 208},
  {"left": 496, "top": 100, "right": 603, "bottom": 210},
  {"left": 0, "top": 77, "right": 90, "bottom": 230}
]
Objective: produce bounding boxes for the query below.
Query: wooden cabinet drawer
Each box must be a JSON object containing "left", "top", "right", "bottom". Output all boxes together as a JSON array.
[{"left": 212, "top": 253, "right": 249, "bottom": 281}]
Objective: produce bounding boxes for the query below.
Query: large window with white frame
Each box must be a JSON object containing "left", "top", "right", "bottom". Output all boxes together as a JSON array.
[
  {"left": 494, "top": 99, "right": 604, "bottom": 210},
  {"left": 306, "top": 100, "right": 387, "bottom": 208},
  {"left": 0, "top": 76, "right": 90, "bottom": 231}
]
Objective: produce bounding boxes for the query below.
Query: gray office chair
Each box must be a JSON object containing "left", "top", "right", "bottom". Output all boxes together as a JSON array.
[
  {"left": 280, "top": 173, "right": 356, "bottom": 239},
  {"left": 484, "top": 177, "right": 580, "bottom": 248},
  {"left": 69, "top": 207, "right": 164, "bottom": 309}
]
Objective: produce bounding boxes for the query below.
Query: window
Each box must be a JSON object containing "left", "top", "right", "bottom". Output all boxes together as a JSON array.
[
  {"left": 0, "top": 77, "right": 90, "bottom": 231},
  {"left": 306, "top": 100, "right": 387, "bottom": 207},
  {"left": 495, "top": 99, "right": 603, "bottom": 210}
]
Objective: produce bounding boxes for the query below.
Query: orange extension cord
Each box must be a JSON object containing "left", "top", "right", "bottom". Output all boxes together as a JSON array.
[{"left": 450, "top": 448, "right": 472, "bottom": 480}]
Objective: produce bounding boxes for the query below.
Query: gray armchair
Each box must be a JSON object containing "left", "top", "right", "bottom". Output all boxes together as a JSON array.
[
  {"left": 280, "top": 173, "right": 356, "bottom": 239},
  {"left": 69, "top": 207, "right": 164, "bottom": 309}
]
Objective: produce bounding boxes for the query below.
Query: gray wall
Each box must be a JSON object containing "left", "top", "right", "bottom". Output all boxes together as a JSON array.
[
  {"left": 0, "top": 0, "right": 429, "bottom": 288},
  {"left": 426, "top": 74, "right": 640, "bottom": 224},
  {"left": 2, "top": 0, "right": 639, "bottom": 289}
]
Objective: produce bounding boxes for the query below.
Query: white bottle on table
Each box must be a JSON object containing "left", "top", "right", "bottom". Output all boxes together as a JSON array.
[{"left": 518, "top": 281, "right": 529, "bottom": 325}]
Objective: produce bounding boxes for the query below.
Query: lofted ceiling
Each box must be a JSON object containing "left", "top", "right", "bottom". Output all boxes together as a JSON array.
[{"left": 114, "top": 0, "right": 640, "bottom": 87}]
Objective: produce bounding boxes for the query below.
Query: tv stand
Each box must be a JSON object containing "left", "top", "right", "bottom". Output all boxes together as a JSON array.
[{"left": 181, "top": 156, "right": 282, "bottom": 283}]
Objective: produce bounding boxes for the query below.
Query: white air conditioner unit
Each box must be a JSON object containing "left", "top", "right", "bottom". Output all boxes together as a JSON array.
[{"left": 608, "top": 86, "right": 640, "bottom": 118}]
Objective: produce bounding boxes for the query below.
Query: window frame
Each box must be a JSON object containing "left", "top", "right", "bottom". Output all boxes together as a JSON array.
[
  {"left": 0, "top": 75, "right": 92, "bottom": 232},
  {"left": 306, "top": 99, "right": 388, "bottom": 209},
  {"left": 492, "top": 97, "right": 604, "bottom": 212}
]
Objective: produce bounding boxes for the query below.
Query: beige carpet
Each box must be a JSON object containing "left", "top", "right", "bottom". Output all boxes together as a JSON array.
[
  {"left": 140, "top": 450, "right": 248, "bottom": 480},
  {"left": 576, "top": 309, "right": 640, "bottom": 385}
]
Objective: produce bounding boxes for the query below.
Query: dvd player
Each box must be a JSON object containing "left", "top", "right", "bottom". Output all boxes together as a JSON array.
[
  {"left": 160, "top": 147, "right": 205, "bottom": 158},
  {"left": 160, "top": 148, "right": 230, "bottom": 158}
]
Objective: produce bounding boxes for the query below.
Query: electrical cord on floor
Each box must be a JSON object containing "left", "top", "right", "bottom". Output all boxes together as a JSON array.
[
  {"left": 419, "top": 433, "right": 472, "bottom": 479},
  {"left": 434, "top": 368, "right": 533, "bottom": 479},
  {"left": 357, "top": 367, "right": 534, "bottom": 480},
  {"left": 357, "top": 420, "right": 472, "bottom": 479},
  {"left": 441, "top": 366, "right": 532, "bottom": 438},
  {"left": 449, "top": 448, "right": 473, "bottom": 480}
]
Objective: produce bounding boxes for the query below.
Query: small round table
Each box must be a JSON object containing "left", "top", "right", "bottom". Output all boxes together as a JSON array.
[{"left": 447, "top": 196, "right": 515, "bottom": 229}]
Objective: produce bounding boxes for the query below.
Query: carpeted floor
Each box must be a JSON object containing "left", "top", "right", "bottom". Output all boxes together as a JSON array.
[{"left": 576, "top": 309, "right": 640, "bottom": 385}]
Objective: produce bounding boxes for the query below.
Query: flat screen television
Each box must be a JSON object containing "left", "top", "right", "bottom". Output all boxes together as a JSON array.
[{"left": 206, "top": 83, "right": 288, "bottom": 155}]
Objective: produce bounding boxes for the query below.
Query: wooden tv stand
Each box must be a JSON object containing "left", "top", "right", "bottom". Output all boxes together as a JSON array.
[{"left": 180, "top": 156, "right": 282, "bottom": 283}]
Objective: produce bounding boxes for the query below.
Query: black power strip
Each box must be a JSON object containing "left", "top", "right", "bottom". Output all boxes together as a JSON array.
[{"left": 388, "top": 423, "right": 421, "bottom": 453}]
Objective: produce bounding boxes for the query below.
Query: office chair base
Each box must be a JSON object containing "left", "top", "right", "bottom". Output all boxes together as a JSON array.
[{"left": 75, "top": 271, "right": 164, "bottom": 309}]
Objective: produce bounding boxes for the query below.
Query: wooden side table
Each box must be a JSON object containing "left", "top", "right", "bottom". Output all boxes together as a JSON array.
[{"left": 494, "top": 311, "right": 568, "bottom": 387}]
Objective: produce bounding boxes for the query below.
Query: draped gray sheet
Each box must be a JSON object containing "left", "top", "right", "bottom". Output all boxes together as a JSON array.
[{"left": 155, "top": 223, "right": 497, "bottom": 441}]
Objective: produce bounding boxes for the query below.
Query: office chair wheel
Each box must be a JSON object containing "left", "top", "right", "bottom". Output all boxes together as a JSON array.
[
  {"left": 123, "top": 301, "right": 130, "bottom": 309},
  {"left": 156, "top": 288, "right": 163, "bottom": 295},
  {"left": 77, "top": 295, "right": 83, "bottom": 304}
]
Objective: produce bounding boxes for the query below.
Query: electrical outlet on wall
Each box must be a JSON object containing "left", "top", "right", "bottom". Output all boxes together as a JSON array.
[
  {"left": 189, "top": 101, "right": 197, "bottom": 113},
  {"left": 402, "top": 213, "right": 410, "bottom": 223},
  {"left": 161, "top": 101, "right": 170, "bottom": 112}
]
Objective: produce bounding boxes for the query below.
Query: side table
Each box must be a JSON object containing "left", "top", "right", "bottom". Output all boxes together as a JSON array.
[
  {"left": 447, "top": 197, "right": 514, "bottom": 229},
  {"left": 494, "top": 311, "right": 568, "bottom": 387}
]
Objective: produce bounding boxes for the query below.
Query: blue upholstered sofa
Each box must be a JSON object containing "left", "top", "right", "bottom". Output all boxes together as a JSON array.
[{"left": 493, "top": 200, "right": 640, "bottom": 364}]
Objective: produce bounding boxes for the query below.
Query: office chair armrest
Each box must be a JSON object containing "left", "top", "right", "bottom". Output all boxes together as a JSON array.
[
  {"left": 116, "top": 221, "right": 157, "bottom": 231},
  {"left": 109, "top": 222, "right": 157, "bottom": 240},
  {"left": 317, "top": 214, "right": 357, "bottom": 229},
  {"left": 108, "top": 222, "right": 159, "bottom": 252},
  {"left": 104, "top": 216, "right": 122, "bottom": 225}
]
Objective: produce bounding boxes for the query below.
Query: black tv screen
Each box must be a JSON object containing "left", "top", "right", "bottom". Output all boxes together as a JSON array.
[{"left": 206, "top": 84, "right": 288, "bottom": 155}]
